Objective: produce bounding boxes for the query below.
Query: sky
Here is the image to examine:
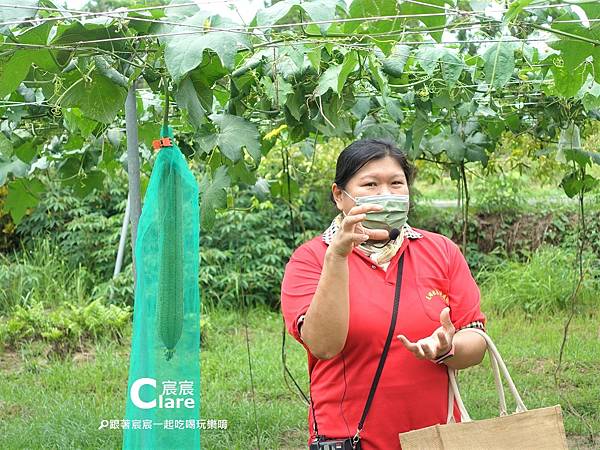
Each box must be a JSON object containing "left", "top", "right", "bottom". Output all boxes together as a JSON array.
[{"left": 63, "top": 0, "right": 264, "bottom": 22}]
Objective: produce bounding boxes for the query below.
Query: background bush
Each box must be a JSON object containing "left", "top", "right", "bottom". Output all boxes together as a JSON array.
[
  {"left": 478, "top": 246, "right": 600, "bottom": 315},
  {"left": 200, "top": 192, "right": 328, "bottom": 309}
]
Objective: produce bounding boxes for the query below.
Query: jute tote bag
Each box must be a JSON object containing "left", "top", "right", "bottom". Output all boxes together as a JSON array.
[{"left": 399, "top": 328, "right": 568, "bottom": 450}]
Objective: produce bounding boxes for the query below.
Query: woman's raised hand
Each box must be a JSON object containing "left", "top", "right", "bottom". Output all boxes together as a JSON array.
[
  {"left": 329, "top": 204, "right": 390, "bottom": 258},
  {"left": 397, "top": 308, "right": 456, "bottom": 361}
]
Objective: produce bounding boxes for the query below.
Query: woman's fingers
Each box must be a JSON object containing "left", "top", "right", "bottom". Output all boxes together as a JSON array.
[
  {"left": 331, "top": 203, "right": 391, "bottom": 256},
  {"left": 437, "top": 329, "right": 449, "bottom": 348},
  {"left": 351, "top": 233, "right": 370, "bottom": 246},
  {"left": 340, "top": 206, "right": 390, "bottom": 239},
  {"left": 364, "top": 228, "right": 392, "bottom": 241},
  {"left": 340, "top": 213, "right": 368, "bottom": 231},
  {"left": 419, "top": 339, "right": 437, "bottom": 359},
  {"left": 398, "top": 333, "right": 450, "bottom": 360},
  {"left": 439, "top": 307, "right": 456, "bottom": 335},
  {"left": 397, "top": 335, "right": 426, "bottom": 359},
  {"left": 347, "top": 203, "right": 384, "bottom": 216}
]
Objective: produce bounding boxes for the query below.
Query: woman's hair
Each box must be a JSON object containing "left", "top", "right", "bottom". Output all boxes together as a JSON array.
[{"left": 330, "top": 138, "right": 415, "bottom": 203}]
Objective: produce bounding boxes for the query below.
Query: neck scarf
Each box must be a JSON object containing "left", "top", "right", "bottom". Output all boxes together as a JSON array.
[{"left": 322, "top": 214, "right": 423, "bottom": 265}]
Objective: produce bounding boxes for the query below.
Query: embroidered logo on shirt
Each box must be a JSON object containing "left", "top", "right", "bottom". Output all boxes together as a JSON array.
[{"left": 425, "top": 289, "right": 450, "bottom": 306}]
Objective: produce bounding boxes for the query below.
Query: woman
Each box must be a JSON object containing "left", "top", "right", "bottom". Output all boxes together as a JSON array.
[{"left": 280, "top": 139, "right": 487, "bottom": 449}]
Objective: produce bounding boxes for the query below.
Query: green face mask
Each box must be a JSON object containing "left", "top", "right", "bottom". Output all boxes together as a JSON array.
[{"left": 344, "top": 191, "right": 410, "bottom": 231}]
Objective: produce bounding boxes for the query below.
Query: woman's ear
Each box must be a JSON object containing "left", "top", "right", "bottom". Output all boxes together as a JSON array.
[{"left": 331, "top": 183, "right": 344, "bottom": 210}]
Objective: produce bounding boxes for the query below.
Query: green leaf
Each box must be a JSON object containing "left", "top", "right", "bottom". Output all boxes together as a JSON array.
[
  {"left": 314, "top": 51, "right": 358, "bottom": 96},
  {"left": 255, "top": 0, "right": 339, "bottom": 33},
  {"left": 51, "top": 22, "right": 128, "bottom": 67},
  {"left": 299, "top": 140, "right": 314, "bottom": 158},
  {"left": 16, "top": 22, "right": 57, "bottom": 71},
  {"left": 552, "top": 11, "right": 600, "bottom": 45},
  {"left": 60, "top": 73, "right": 126, "bottom": 124},
  {"left": 550, "top": 64, "right": 587, "bottom": 98},
  {"left": 63, "top": 108, "right": 97, "bottom": 138},
  {"left": 579, "top": 80, "right": 600, "bottom": 111},
  {"left": 440, "top": 50, "right": 463, "bottom": 88},
  {"left": 199, "top": 165, "right": 230, "bottom": 229},
  {"left": 262, "top": 75, "right": 293, "bottom": 106},
  {"left": 137, "top": 122, "right": 162, "bottom": 151},
  {"left": 252, "top": 177, "right": 271, "bottom": 200},
  {"left": 286, "top": 88, "right": 305, "bottom": 122},
  {"left": 465, "top": 146, "right": 488, "bottom": 166},
  {"left": 356, "top": 117, "right": 400, "bottom": 141},
  {"left": 0, "top": 133, "right": 13, "bottom": 157},
  {"left": 444, "top": 135, "right": 466, "bottom": 163},
  {"left": 5, "top": 178, "right": 44, "bottom": 224},
  {"left": 411, "top": 107, "right": 429, "bottom": 156},
  {"left": 300, "top": 0, "right": 340, "bottom": 33},
  {"left": 0, "top": 51, "right": 32, "bottom": 98},
  {"left": 400, "top": 0, "right": 445, "bottom": 43},
  {"left": 254, "top": 0, "right": 300, "bottom": 26},
  {"left": 482, "top": 42, "right": 515, "bottom": 88},
  {"left": 367, "top": 54, "right": 389, "bottom": 96},
  {"left": 164, "top": 14, "right": 250, "bottom": 82},
  {"left": 229, "top": 159, "right": 256, "bottom": 185},
  {"left": 351, "top": 97, "right": 371, "bottom": 120},
  {"left": 200, "top": 114, "right": 261, "bottom": 162},
  {"left": 426, "top": 133, "right": 445, "bottom": 156},
  {"left": 175, "top": 77, "right": 207, "bottom": 129},
  {"left": 582, "top": 175, "right": 599, "bottom": 192},
  {"left": 190, "top": 52, "right": 228, "bottom": 88},
  {"left": 58, "top": 157, "right": 81, "bottom": 182},
  {"left": 505, "top": 0, "right": 533, "bottom": 22},
  {"left": 313, "top": 95, "right": 352, "bottom": 137},
  {"left": 550, "top": 40, "right": 593, "bottom": 75},
  {"left": 385, "top": 98, "right": 404, "bottom": 123},
  {"left": 381, "top": 45, "right": 411, "bottom": 77},
  {"left": 416, "top": 46, "right": 441, "bottom": 75},
  {"left": 14, "top": 140, "right": 38, "bottom": 163},
  {"left": 345, "top": 0, "right": 402, "bottom": 54},
  {"left": 560, "top": 172, "right": 581, "bottom": 198},
  {"left": 70, "top": 170, "right": 105, "bottom": 198},
  {"left": 307, "top": 47, "right": 322, "bottom": 71},
  {"left": 564, "top": 149, "right": 590, "bottom": 168},
  {"left": 0, "top": 158, "right": 28, "bottom": 186}
]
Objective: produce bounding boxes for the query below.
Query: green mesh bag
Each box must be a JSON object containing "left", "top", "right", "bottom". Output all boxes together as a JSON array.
[{"left": 123, "top": 126, "right": 200, "bottom": 449}]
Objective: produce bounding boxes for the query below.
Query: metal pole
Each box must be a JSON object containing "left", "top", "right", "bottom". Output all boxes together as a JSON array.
[
  {"left": 113, "top": 193, "right": 131, "bottom": 278},
  {"left": 125, "top": 80, "right": 142, "bottom": 283}
]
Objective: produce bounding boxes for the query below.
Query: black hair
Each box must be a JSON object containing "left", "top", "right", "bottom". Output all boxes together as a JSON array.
[{"left": 330, "top": 138, "right": 415, "bottom": 204}]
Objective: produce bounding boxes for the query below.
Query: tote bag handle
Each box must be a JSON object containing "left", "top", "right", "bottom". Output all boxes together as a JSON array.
[{"left": 446, "top": 328, "right": 528, "bottom": 424}]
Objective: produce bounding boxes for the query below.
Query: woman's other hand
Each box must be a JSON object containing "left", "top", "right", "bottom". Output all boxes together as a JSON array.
[
  {"left": 397, "top": 307, "right": 455, "bottom": 360},
  {"left": 328, "top": 204, "right": 389, "bottom": 258}
]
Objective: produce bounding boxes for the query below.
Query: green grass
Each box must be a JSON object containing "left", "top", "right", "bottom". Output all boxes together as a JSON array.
[
  {"left": 0, "top": 306, "right": 599, "bottom": 449},
  {"left": 476, "top": 245, "right": 600, "bottom": 315},
  {"left": 0, "top": 239, "right": 95, "bottom": 315}
]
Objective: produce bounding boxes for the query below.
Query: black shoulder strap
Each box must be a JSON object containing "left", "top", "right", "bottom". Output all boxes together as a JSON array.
[{"left": 357, "top": 253, "right": 405, "bottom": 433}]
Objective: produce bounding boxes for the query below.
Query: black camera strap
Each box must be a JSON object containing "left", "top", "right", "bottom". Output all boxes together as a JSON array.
[
  {"left": 355, "top": 253, "right": 405, "bottom": 438},
  {"left": 310, "top": 253, "right": 406, "bottom": 445}
]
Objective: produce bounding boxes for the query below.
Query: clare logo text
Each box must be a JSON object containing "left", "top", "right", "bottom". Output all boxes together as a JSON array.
[{"left": 130, "top": 378, "right": 196, "bottom": 409}]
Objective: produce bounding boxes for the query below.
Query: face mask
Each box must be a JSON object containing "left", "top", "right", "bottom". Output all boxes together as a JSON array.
[{"left": 343, "top": 190, "right": 409, "bottom": 231}]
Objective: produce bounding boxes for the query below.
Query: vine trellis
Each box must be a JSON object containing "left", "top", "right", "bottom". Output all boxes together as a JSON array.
[{"left": 1, "top": 0, "right": 599, "bottom": 445}]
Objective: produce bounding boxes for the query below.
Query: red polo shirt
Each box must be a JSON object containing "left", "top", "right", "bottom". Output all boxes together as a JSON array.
[{"left": 280, "top": 228, "right": 486, "bottom": 450}]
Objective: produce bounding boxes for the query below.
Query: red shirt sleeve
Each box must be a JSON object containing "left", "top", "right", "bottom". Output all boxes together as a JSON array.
[
  {"left": 446, "top": 240, "right": 486, "bottom": 330},
  {"left": 280, "top": 240, "right": 324, "bottom": 344}
]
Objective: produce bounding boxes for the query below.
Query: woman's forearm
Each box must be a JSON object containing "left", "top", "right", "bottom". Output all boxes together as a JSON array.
[
  {"left": 300, "top": 248, "right": 350, "bottom": 360},
  {"left": 444, "top": 330, "right": 487, "bottom": 370}
]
